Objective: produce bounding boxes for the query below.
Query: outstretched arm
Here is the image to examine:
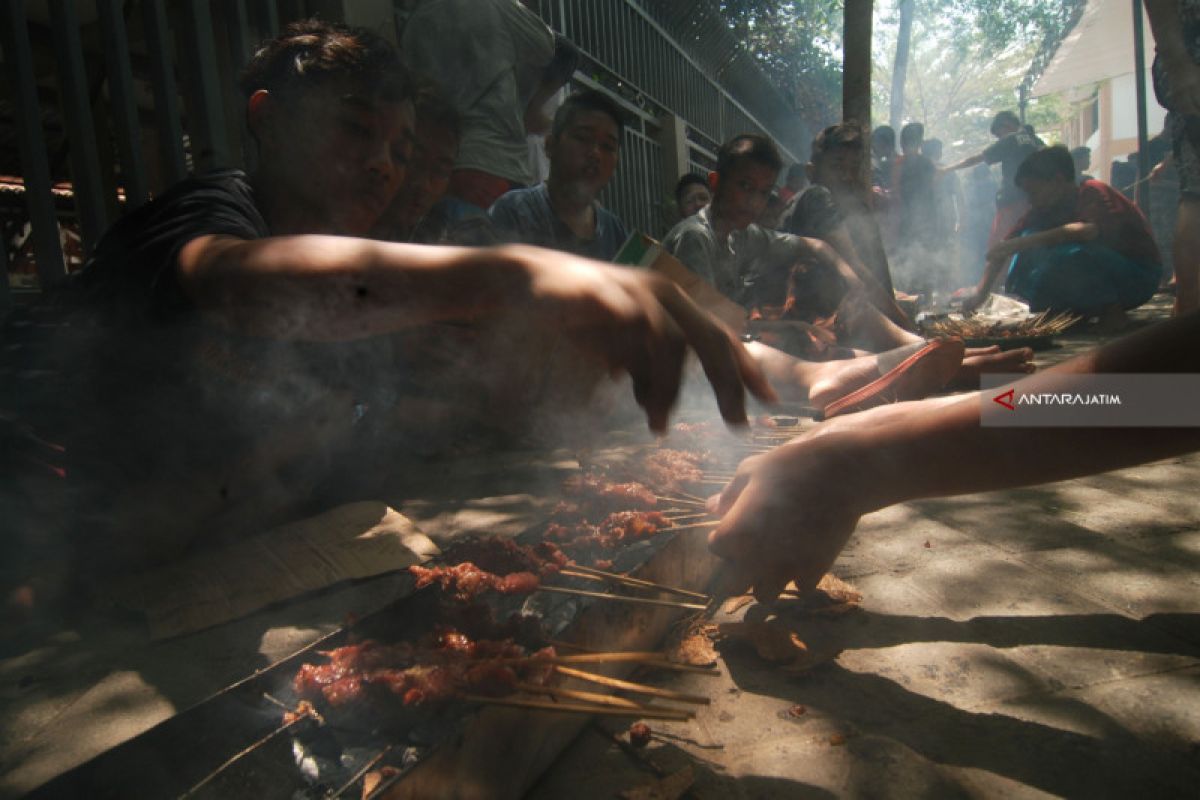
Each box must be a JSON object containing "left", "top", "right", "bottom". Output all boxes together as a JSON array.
[
  {"left": 944, "top": 152, "right": 986, "bottom": 172},
  {"left": 178, "top": 235, "right": 776, "bottom": 431},
  {"left": 960, "top": 222, "right": 1099, "bottom": 311},
  {"left": 708, "top": 311, "right": 1200, "bottom": 601}
]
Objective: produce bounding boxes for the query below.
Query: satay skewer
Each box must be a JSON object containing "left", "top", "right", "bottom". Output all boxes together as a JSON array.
[
  {"left": 555, "top": 665, "right": 711, "bottom": 704},
  {"left": 563, "top": 564, "right": 710, "bottom": 601},
  {"left": 668, "top": 520, "right": 721, "bottom": 532},
  {"left": 461, "top": 694, "right": 694, "bottom": 720},
  {"left": 514, "top": 681, "right": 645, "bottom": 709},
  {"left": 539, "top": 584, "right": 708, "bottom": 610}
]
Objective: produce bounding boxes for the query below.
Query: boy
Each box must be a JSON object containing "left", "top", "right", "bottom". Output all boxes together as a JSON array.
[
  {"left": 17, "top": 21, "right": 769, "bottom": 574},
  {"left": 783, "top": 122, "right": 907, "bottom": 324},
  {"left": 960, "top": 146, "right": 1161, "bottom": 323},
  {"left": 488, "top": 90, "right": 629, "bottom": 261},
  {"left": 944, "top": 110, "right": 1044, "bottom": 250},
  {"left": 371, "top": 78, "right": 461, "bottom": 244}
]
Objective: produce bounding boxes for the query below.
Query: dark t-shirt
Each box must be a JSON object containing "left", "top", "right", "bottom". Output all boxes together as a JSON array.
[
  {"left": 1011, "top": 179, "right": 1162, "bottom": 266},
  {"left": 781, "top": 185, "right": 896, "bottom": 295},
  {"left": 488, "top": 183, "right": 630, "bottom": 261},
  {"left": 896, "top": 153, "right": 937, "bottom": 244},
  {"left": 983, "top": 129, "right": 1044, "bottom": 207},
  {"left": 73, "top": 170, "right": 268, "bottom": 325}
]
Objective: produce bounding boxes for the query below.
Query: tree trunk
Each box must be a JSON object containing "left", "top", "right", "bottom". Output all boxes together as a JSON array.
[
  {"left": 843, "top": 0, "right": 874, "bottom": 188},
  {"left": 843, "top": 0, "right": 873, "bottom": 127},
  {"left": 889, "top": 0, "right": 915, "bottom": 130}
]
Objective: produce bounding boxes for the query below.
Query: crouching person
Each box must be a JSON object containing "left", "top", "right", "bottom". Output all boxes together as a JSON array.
[{"left": 962, "top": 146, "right": 1162, "bottom": 325}]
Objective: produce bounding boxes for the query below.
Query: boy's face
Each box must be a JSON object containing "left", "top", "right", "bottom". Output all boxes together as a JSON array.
[
  {"left": 546, "top": 109, "right": 620, "bottom": 199},
  {"left": 378, "top": 120, "right": 459, "bottom": 234},
  {"left": 1019, "top": 175, "right": 1075, "bottom": 211},
  {"left": 713, "top": 161, "right": 778, "bottom": 230},
  {"left": 812, "top": 146, "right": 862, "bottom": 193},
  {"left": 678, "top": 182, "right": 712, "bottom": 218},
  {"left": 257, "top": 80, "right": 415, "bottom": 235}
]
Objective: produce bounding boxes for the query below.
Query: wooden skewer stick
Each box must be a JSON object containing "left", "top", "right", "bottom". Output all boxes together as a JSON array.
[
  {"left": 539, "top": 584, "right": 708, "bottom": 610},
  {"left": 515, "top": 681, "right": 645, "bottom": 709},
  {"left": 495, "top": 651, "right": 718, "bottom": 674},
  {"left": 655, "top": 494, "right": 704, "bottom": 507},
  {"left": 663, "top": 511, "right": 715, "bottom": 522},
  {"left": 668, "top": 520, "right": 721, "bottom": 532},
  {"left": 461, "top": 694, "right": 694, "bottom": 721},
  {"left": 554, "top": 653, "right": 719, "bottom": 675},
  {"left": 564, "top": 563, "right": 710, "bottom": 601},
  {"left": 555, "top": 666, "right": 711, "bottom": 705}
]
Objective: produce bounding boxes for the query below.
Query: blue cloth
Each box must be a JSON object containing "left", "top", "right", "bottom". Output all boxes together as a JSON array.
[
  {"left": 488, "top": 183, "right": 630, "bottom": 261},
  {"left": 1005, "top": 237, "right": 1161, "bottom": 315}
]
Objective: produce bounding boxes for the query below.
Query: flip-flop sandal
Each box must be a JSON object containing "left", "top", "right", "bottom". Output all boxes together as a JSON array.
[{"left": 821, "top": 338, "right": 965, "bottom": 420}]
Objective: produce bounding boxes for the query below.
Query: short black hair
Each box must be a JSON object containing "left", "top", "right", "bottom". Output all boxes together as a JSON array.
[
  {"left": 1015, "top": 145, "right": 1075, "bottom": 185},
  {"left": 900, "top": 122, "right": 924, "bottom": 149},
  {"left": 675, "top": 173, "right": 709, "bottom": 204},
  {"left": 811, "top": 122, "right": 865, "bottom": 165},
  {"left": 871, "top": 125, "right": 895, "bottom": 149},
  {"left": 990, "top": 110, "right": 1021, "bottom": 136},
  {"left": 240, "top": 18, "right": 410, "bottom": 103},
  {"left": 717, "top": 134, "right": 783, "bottom": 177},
  {"left": 551, "top": 89, "right": 624, "bottom": 140},
  {"left": 922, "top": 137, "right": 943, "bottom": 160}
]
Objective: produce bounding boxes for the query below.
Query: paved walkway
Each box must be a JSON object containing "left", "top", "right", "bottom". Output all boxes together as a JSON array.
[{"left": 531, "top": 296, "right": 1200, "bottom": 798}]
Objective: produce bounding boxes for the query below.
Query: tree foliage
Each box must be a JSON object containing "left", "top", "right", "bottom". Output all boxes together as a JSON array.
[
  {"left": 714, "top": 0, "right": 1084, "bottom": 153},
  {"left": 717, "top": 0, "right": 845, "bottom": 128}
]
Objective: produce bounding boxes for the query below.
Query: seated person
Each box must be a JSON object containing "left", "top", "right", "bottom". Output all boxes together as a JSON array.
[
  {"left": 663, "top": 133, "right": 925, "bottom": 354},
  {"left": 371, "top": 77, "right": 461, "bottom": 243},
  {"left": 9, "top": 21, "right": 770, "bottom": 581},
  {"left": 961, "top": 146, "right": 1162, "bottom": 324},
  {"left": 782, "top": 123, "right": 910, "bottom": 327},
  {"left": 675, "top": 173, "right": 712, "bottom": 220},
  {"left": 488, "top": 89, "right": 629, "bottom": 261}
]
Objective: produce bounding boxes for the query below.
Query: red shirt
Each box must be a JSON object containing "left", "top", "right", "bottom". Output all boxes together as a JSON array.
[{"left": 1011, "top": 179, "right": 1161, "bottom": 266}]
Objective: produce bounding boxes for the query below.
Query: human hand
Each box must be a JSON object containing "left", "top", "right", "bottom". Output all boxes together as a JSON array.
[
  {"left": 518, "top": 247, "right": 777, "bottom": 431},
  {"left": 706, "top": 436, "right": 865, "bottom": 603},
  {"left": 956, "top": 287, "right": 986, "bottom": 313}
]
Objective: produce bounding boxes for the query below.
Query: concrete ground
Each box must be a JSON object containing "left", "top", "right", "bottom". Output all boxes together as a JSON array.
[{"left": 529, "top": 295, "right": 1200, "bottom": 798}]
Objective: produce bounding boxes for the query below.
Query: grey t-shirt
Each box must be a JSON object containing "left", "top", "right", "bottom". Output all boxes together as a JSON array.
[{"left": 661, "top": 206, "right": 809, "bottom": 307}]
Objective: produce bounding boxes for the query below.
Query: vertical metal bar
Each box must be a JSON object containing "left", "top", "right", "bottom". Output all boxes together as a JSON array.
[
  {"left": 47, "top": 0, "right": 109, "bottom": 253},
  {"left": 0, "top": 221, "right": 10, "bottom": 313},
  {"left": 98, "top": 0, "right": 150, "bottom": 210},
  {"left": 229, "top": 0, "right": 256, "bottom": 70},
  {"left": 177, "top": 0, "right": 233, "bottom": 172},
  {"left": 1132, "top": 0, "right": 1151, "bottom": 218},
  {"left": 143, "top": 0, "right": 188, "bottom": 186},
  {"left": 0, "top": 0, "right": 66, "bottom": 288},
  {"left": 259, "top": 0, "right": 281, "bottom": 36},
  {"left": 229, "top": 0, "right": 259, "bottom": 173}
]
